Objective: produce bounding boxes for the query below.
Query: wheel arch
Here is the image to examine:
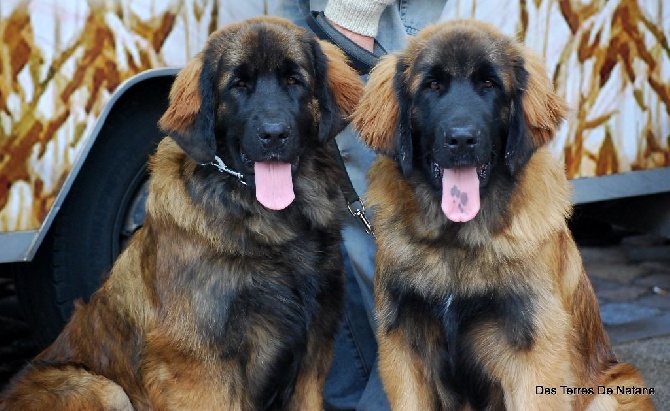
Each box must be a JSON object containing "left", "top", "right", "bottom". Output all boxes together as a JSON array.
[{"left": 21, "top": 68, "right": 178, "bottom": 262}]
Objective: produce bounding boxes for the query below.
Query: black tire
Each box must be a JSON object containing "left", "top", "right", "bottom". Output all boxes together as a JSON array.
[{"left": 12, "top": 77, "right": 171, "bottom": 347}]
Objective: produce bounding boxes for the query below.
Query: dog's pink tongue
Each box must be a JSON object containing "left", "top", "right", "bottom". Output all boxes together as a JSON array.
[
  {"left": 254, "top": 162, "right": 295, "bottom": 210},
  {"left": 441, "top": 167, "right": 480, "bottom": 222}
]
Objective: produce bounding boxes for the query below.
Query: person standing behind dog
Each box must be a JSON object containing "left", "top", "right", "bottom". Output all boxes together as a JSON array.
[{"left": 279, "top": 1, "right": 447, "bottom": 410}]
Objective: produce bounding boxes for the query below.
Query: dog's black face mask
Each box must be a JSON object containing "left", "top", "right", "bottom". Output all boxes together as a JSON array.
[
  {"left": 410, "top": 62, "right": 510, "bottom": 222},
  {"left": 215, "top": 57, "right": 317, "bottom": 211},
  {"left": 208, "top": 24, "right": 327, "bottom": 211},
  {"left": 390, "top": 29, "right": 533, "bottom": 223},
  {"left": 160, "top": 18, "right": 354, "bottom": 211},
  {"left": 220, "top": 63, "right": 316, "bottom": 173}
]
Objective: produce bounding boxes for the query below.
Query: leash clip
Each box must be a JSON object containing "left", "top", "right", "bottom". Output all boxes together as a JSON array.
[
  {"left": 347, "top": 199, "right": 375, "bottom": 237},
  {"left": 205, "top": 155, "right": 247, "bottom": 186}
]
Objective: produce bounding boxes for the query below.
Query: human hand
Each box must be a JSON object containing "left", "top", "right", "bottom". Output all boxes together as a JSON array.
[{"left": 328, "top": 19, "right": 374, "bottom": 52}]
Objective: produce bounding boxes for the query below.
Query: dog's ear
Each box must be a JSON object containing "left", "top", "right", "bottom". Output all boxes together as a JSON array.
[
  {"left": 506, "top": 48, "right": 568, "bottom": 175},
  {"left": 158, "top": 51, "right": 218, "bottom": 164},
  {"left": 352, "top": 54, "right": 397, "bottom": 152},
  {"left": 312, "top": 40, "right": 364, "bottom": 143},
  {"left": 353, "top": 54, "right": 399, "bottom": 153},
  {"left": 352, "top": 54, "right": 413, "bottom": 175},
  {"left": 393, "top": 57, "right": 414, "bottom": 176},
  {"left": 522, "top": 49, "right": 569, "bottom": 146}
]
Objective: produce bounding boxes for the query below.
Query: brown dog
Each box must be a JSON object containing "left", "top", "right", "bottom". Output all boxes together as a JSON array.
[
  {"left": 353, "top": 20, "right": 654, "bottom": 410},
  {"left": 1, "top": 16, "right": 362, "bottom": 410}
]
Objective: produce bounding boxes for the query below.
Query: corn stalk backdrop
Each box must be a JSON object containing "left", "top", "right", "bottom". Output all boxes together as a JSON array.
[{"left": 0, "top": 0, "right": 668, "bottom": 232}]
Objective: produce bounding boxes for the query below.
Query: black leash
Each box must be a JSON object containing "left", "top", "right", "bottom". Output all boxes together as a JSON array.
[
  {"left": 305, "top": 11, "right": 383, "bottom": 75},
  {"left": 307, "top": 11, "right": 379, "bottom": 236},
  {"left": 328, "top": 140, "right": 374, "bottom": 236}
]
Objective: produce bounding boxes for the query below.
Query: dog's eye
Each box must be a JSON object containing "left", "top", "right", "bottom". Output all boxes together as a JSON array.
[
  {"left": 482, "top": 79, "right": 495, "bottom": 89},
  {"left": 426, "top": 80, "right": 440, "bottom": 90},
  {"left": 233, "top": 79, "right": 247, "bottom": 88},
  {"left": 287, "top": 76, "right": 299, "bottom": 86}
]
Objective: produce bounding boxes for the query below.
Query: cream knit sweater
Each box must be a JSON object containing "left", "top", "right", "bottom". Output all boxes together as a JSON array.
[{"left": 324, "top": 0, "right": 396, "bottom": 37}]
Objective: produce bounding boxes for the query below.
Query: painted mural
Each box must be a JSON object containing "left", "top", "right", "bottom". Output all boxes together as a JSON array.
[{"left": 0, "top": 0, "right": 668, "bottom": 233}]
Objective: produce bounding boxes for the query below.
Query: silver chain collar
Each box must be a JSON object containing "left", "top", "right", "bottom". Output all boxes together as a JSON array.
[{"left": 203, "top": 155, "right": 248, "bottom": 186}]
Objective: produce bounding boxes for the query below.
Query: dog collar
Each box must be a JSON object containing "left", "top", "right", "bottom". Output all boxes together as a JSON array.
[{"left": 203, "top": 155, "right": 248, "bottom": 186}]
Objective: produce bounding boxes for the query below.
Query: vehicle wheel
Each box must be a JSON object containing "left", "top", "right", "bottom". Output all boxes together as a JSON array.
[{"left": 12, "top": 78, "right": 170, "bottom": 346}]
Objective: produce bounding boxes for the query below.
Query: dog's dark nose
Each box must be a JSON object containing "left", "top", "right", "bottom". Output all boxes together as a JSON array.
[
  {"left": 445, "top": 126, "right": 479, "bottom": 151},
  {"left": 259, "top": 122, "right": 290, "bottom": 146}
]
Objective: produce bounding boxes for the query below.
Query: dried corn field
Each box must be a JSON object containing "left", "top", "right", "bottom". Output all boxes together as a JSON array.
[{"left": 0, "top": 0, "right": 668, "bottom": 233}]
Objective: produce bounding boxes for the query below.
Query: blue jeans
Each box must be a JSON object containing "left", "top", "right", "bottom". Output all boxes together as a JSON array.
[{"left": 324, "top": 246, "right": 388, "bottom": 411}]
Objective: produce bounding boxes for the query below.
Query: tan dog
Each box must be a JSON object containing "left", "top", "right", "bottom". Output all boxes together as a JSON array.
[
  {"left": 1, "top": 16, "right": 362, "bottom": 410},
  {"left": 353, "top": 20, "right": 654, "bottom": 410}
]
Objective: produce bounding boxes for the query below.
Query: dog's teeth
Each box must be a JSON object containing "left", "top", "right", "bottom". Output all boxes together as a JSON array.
[
  {"left": 433, "top": 162, "right": 442, "bottom": 178},
  {"left": 477, "top": 163, "right": 489, "bottom": 181}
]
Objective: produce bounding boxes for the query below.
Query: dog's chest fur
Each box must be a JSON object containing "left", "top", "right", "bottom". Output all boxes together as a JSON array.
[
  {"left": 141, "top": 143, "right": 346, "bottom": 408},
  {"left": 385, "top": 280, "right": 536, "bottom": 408}
]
